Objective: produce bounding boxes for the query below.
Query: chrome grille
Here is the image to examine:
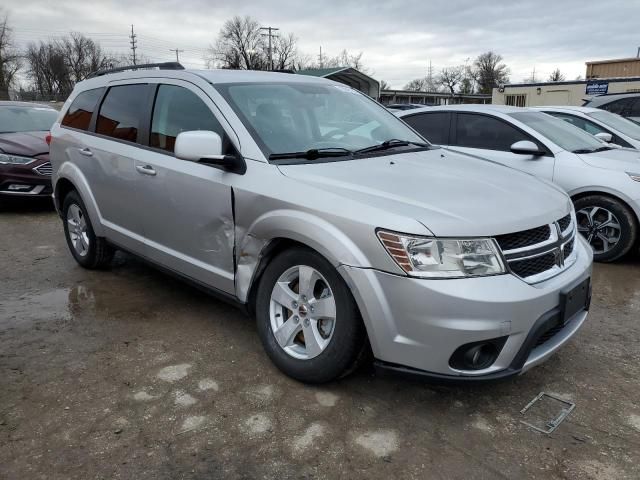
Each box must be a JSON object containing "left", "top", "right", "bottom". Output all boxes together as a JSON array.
[
  {"left": 497, "top": 213, "right": 577, "bottom": 284},
  {"left": 33, "top": 161, "right": 52, "bottom": 176}
]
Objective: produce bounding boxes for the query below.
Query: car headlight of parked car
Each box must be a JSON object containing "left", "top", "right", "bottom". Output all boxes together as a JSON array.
[
  {"left": 377, "top": 230, "right": 506, "bottom": 278},
  {"left": 626, "top": 172, "right": 640, "bottom": 182},
  {"left": 0, "top": 153, "right": 36, "bottom": 165}
]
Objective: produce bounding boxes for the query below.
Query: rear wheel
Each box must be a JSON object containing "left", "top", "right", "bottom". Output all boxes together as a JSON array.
[
  {"left": 574, "top": 195, "right": 637, "bottom": 262},
  {"left": 255, "top": 248, "right": 366, "bottom": 383},
  {"left": 62, "top": 191, "right": 114, "bottom": 269}
]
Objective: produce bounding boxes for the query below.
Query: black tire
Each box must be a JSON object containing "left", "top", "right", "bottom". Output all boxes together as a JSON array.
[
  {"left": 574, "top": 195, "right": 637, "bottom": 263},
  {"left": 255, "top": 247, "right": 366, "bottom": 383},
  {"left": 62, "top": 190, "right": 114, "bottom": 269}
]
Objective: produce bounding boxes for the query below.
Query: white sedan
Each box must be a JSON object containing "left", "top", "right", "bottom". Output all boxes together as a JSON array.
[
  {"left": 396, "top": 105, "right": 640, "bottom": 262},
  {"left": 531, "top": 105, "right": 640, "bottom": 150}
]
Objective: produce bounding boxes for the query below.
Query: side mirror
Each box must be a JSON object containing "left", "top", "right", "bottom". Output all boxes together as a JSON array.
[
  {"left": 175, "top": 131, "right": 245, "bottom": 173},
  {"left": 510, "top": 140, "right": 544, "bottom": 156},
  {"left": 594, "top": 132, "right": 613, "bottom": 143}
]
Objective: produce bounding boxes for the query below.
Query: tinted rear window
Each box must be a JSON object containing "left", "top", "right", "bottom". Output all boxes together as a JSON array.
[
  {"left": 61, "top": 88, "right": 104, "bottom": 131},
  {"left": 454, "top": 113, "right": 529, "bottom": 151},
  {"left": 96, "top": 84, "right": 148, "bottom": 142},
  {"left": 403, "top": 112, "right": 451, "bottom": 144}
]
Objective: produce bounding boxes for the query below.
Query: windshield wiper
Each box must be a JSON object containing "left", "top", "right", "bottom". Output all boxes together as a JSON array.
[
  {"left": 269, "top": 147, "right": 353, "bottom": 161},
  {"left": 571, "top": 145, "right": 614, "bottom": 154},
  {"left": 354, "top": 138, "right": 430, "bottom": 155}
]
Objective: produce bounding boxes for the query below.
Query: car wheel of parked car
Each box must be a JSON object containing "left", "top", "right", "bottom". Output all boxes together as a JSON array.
[
  {"left": 574, "top": 195, "right": 637, "bottom": 262},
  {"left": 255, "top": 247, "right": 366, "bottom": 383},
  {"left": 62, "top": 191, "right": 114, "bottom": 269}
]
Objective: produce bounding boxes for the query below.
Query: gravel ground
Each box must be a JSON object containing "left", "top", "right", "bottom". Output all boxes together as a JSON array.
[{"left": 1, "top": 200, "right": 639, "bottom": 479}]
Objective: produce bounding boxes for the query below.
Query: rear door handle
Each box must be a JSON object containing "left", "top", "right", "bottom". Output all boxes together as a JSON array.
[
  {"left": 79, "top": 147, "right": 93, "bottom": 157},
  {"left": 136, "top": 164, "right": 157, "bottom": 176}
]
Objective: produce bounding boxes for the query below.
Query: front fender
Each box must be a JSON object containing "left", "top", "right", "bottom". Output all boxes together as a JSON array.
[
  {"left": 235, "top": 209, "right": 373, "bottom": 303},
  {"left": 54, "top": 161, "right": 105, "bottom": 236}
]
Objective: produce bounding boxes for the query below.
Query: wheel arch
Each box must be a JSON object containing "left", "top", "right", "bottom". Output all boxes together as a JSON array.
[
  {"left": 54, "top": 162, "right": 104, "bottom": 236},
  {"left": 570, "top": 188, "right": 640, "bottom": 227}
]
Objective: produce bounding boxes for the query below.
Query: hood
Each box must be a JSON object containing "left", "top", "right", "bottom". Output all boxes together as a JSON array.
[
  {"left": 277, "top": 149, "right": 571, "bottom": 237},
  {"left": 577, "top": 147, "right": 640, "bottom": 171},
  {"left": 0, "top": 131, "right": 49, "bottom": 157}
]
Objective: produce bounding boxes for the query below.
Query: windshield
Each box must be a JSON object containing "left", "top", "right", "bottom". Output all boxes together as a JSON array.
[
  {"left": 215, "top": 82, "right": 426, "bottom": 158},
  {"left": 588, "top": 110, "right": 640, "bottom": 141},
  {"left": 510, "top": 111, "right": 604, "bottom": 152},
  {"left": 0, "top": 106, "right": 59, "bottom": 134}
]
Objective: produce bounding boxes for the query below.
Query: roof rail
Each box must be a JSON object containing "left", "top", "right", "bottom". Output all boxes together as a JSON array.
[{"left": 88, "top": 62, "right": 185, "bottom": 78}]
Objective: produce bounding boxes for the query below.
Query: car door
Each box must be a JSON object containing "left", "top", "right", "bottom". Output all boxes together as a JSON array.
[
  {"left": 448, "top": 112, "right": 555, "bottom": 181},
  {"left": 82, "top": 82, "right": 152, "bottom": 254},
  {"left": 133, "top": 81, "right": 238, "bottom": 294},
  {"left": 401, "top": 111, "right": 452, "bottom": 145}
]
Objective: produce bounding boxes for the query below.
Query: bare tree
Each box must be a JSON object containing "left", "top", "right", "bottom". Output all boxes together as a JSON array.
[
  {"left": 324, "top": 49, "right": 367, "bottom": 71},
  {"left": 403, "top": 78, "right": 428, "bottom": 91},
  {"left": 0, "top": 11, "right": 22, "bottom": 100},
  {"left": 379, "top": 80, "right": 390, "bottom": 90},
  {"left": 272, "top": 33, "right": 297, "bottom": 70},
  {"left": 472, "top": 51, "right": 510, "bottom": 94},
  {"left": 437, "top": 66, "right": 464, "bottom": 95},
  {"left": 548, "top": 68, "right": 566, "bottom": 82},
  {"left": 207, "top": 16, "right": 266, "bottom": 70},
  {"left": 59, "top": 32, "right": 113, "bottom": 83}
]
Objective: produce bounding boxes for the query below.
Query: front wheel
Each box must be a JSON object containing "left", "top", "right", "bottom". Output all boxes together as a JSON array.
[
  {"left": 255, "top": 248, "right": 366, "bottom": 383},
  {"left": 62, "top": 190, "right": 114, "bottom": 269},
  {"left": 574, "top": 195, "right": 637, "bottom": 262}
]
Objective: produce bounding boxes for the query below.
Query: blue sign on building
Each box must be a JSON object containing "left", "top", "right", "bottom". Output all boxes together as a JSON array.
[{"left": 586, "top": 81, "right": 609, "bottom": 95}]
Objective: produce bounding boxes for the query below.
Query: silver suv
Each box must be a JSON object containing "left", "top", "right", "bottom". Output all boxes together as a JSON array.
[{"left": 50, "top": 64, "right": 593, "bottom": 383}]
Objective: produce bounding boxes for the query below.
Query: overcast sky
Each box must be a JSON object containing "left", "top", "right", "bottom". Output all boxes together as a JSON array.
[{"left": 5, "top": 0, "right": 640, "bottom": 88}]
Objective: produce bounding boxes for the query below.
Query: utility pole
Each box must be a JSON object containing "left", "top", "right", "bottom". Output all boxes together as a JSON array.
[
  {"left": 260, "top": 26, "right": 279, "bottom": 70},
  {"left": 318, "top": 46, "right": 324, "bottom": 68},
  {"left": 129, "top": 24, "right": 137, "bottom": 65},
  {"left": 169, "top": 48, "right": 184, "bottom": 62},
  {"left": 427, "top": 60, "right": 433, "bottom": 90}
]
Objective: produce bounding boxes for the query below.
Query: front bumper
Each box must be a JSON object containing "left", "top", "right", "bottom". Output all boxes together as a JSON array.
[
  {"left": 338, "top": 235, "right": 593, "bottom": 380},
  {"left": 0, "top": 157, "right": 52, "bottom": 197}
]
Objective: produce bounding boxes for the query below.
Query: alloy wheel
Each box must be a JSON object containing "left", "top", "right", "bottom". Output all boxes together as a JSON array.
[
  {"left": 269, "top": 265, "right": 336, "bottom": 360},
  {"left": 67, "top": 204, "right": 90, "bottom": 257},
  {"left": 576, "top": 206, "right": 621, "bottom": 254}
]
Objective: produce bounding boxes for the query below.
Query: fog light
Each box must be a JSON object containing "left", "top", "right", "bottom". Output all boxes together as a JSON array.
[
  {"left": 8, "top": 184, "right": 32, "bottom": 191},
  {"left": 449, "top": 336, "right": 508, "bottom": 371}
]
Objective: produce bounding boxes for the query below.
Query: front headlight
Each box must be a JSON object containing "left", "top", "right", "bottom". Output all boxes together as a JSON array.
[
  {"left": 0, "top": 153, "right": 36, "bottom": 165},
  {"left": 377, "top": 230, "right": 506, "bottom": 278},
  {"left": 627, "top": 172, "right": 640, "bottom": 182}
]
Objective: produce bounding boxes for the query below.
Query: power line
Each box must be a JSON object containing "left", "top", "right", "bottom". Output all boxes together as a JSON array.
[{"left": 260, "top": 26, "right": 279, "bottom": 71}]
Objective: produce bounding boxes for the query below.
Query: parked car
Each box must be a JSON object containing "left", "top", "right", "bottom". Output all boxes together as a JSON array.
[
  {"left": 50, "top": 65, "right": 592, "bottom": 383},
  {"left": 0, "top": 101, "right": 58, "bottom": 199},
  {"left": 386, "top": 103, "right": 427, "bottom": 111},
  {"left": 397, "top": 105, "right": 640, "bottom": 262},
  {"left": 531, "top": 105, "right": 640, "bottom": 150},
  {"left": 583, "top": 93, "right": 640, "bottom": 125}
]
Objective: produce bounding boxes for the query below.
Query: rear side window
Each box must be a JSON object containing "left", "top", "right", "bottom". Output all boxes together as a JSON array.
[
  {"left": 454, "top": 113, "right": 530, "bottom": 151},
  {"left": 547, "top": 112, "right": 608, "bottom": 135},
  {"left": 601, "top": 98, "right": 634, "bottom": 115},
  {"left": 61, "top": 88, "right": 104, "bottom": 131},
  {"left": 96, "top": 84, "right": 148, "bottom": 142},
  {"left": 150, "top": 84, "right": 227, "bottom": 153},
  {"left": 403, "top": 112, "right": 451, "bottom": 144}
]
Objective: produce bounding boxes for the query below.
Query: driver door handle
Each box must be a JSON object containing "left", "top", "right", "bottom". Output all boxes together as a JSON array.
[
  {"left": 136, "top": 165, "right": 157, "bottom": 176},
  {"left": 79, "top": 147, "right": 93, "bottom": 157}
]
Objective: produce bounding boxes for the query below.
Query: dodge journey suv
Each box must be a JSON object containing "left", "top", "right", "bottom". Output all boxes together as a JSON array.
[{"left": 50, "top": 63, "right": 593, "bottom": 383}]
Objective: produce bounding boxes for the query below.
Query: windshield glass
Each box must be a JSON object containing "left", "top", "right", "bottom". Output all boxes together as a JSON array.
[
  {"left": 510, "top": 111, "right": 604, "bottom": 152},
  {"left": 0, "top": 106, "right": 59, "bottom": 133},
  {"left": 215, "top": 82, "right": 426, "bottom": 158},
  {"left": 588, "top": 110, "right": 640, "bottom": 141}
]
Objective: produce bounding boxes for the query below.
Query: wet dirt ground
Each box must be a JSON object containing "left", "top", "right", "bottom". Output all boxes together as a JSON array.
[{"left": 1, "top": 200, "right": 639, "bottom": 480}]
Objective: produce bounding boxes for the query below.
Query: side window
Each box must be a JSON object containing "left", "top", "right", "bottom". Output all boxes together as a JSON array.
[
  {"left": 403, "top": 112, "right": 451, "bottom": 144},
  {"left": 454, "top": 113, "right": 530, "bottom": 151},
  {"left": 96, "top": 84, "right": 148, "bottom": 142},
  {"left": 61, "top": 88, "right": 104, "bottom": 131},
  {"left": 628, "top": 98, "right": 640, "bottom": 117},
  {"left": 602, "top": 98, "right": 633, "bottom": 115},
  {"left": 150, "top": 84, "right": 227, "bottom": 154},
  {"left": 548, "top": 112, "right": 607, "bottom": 135}
]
